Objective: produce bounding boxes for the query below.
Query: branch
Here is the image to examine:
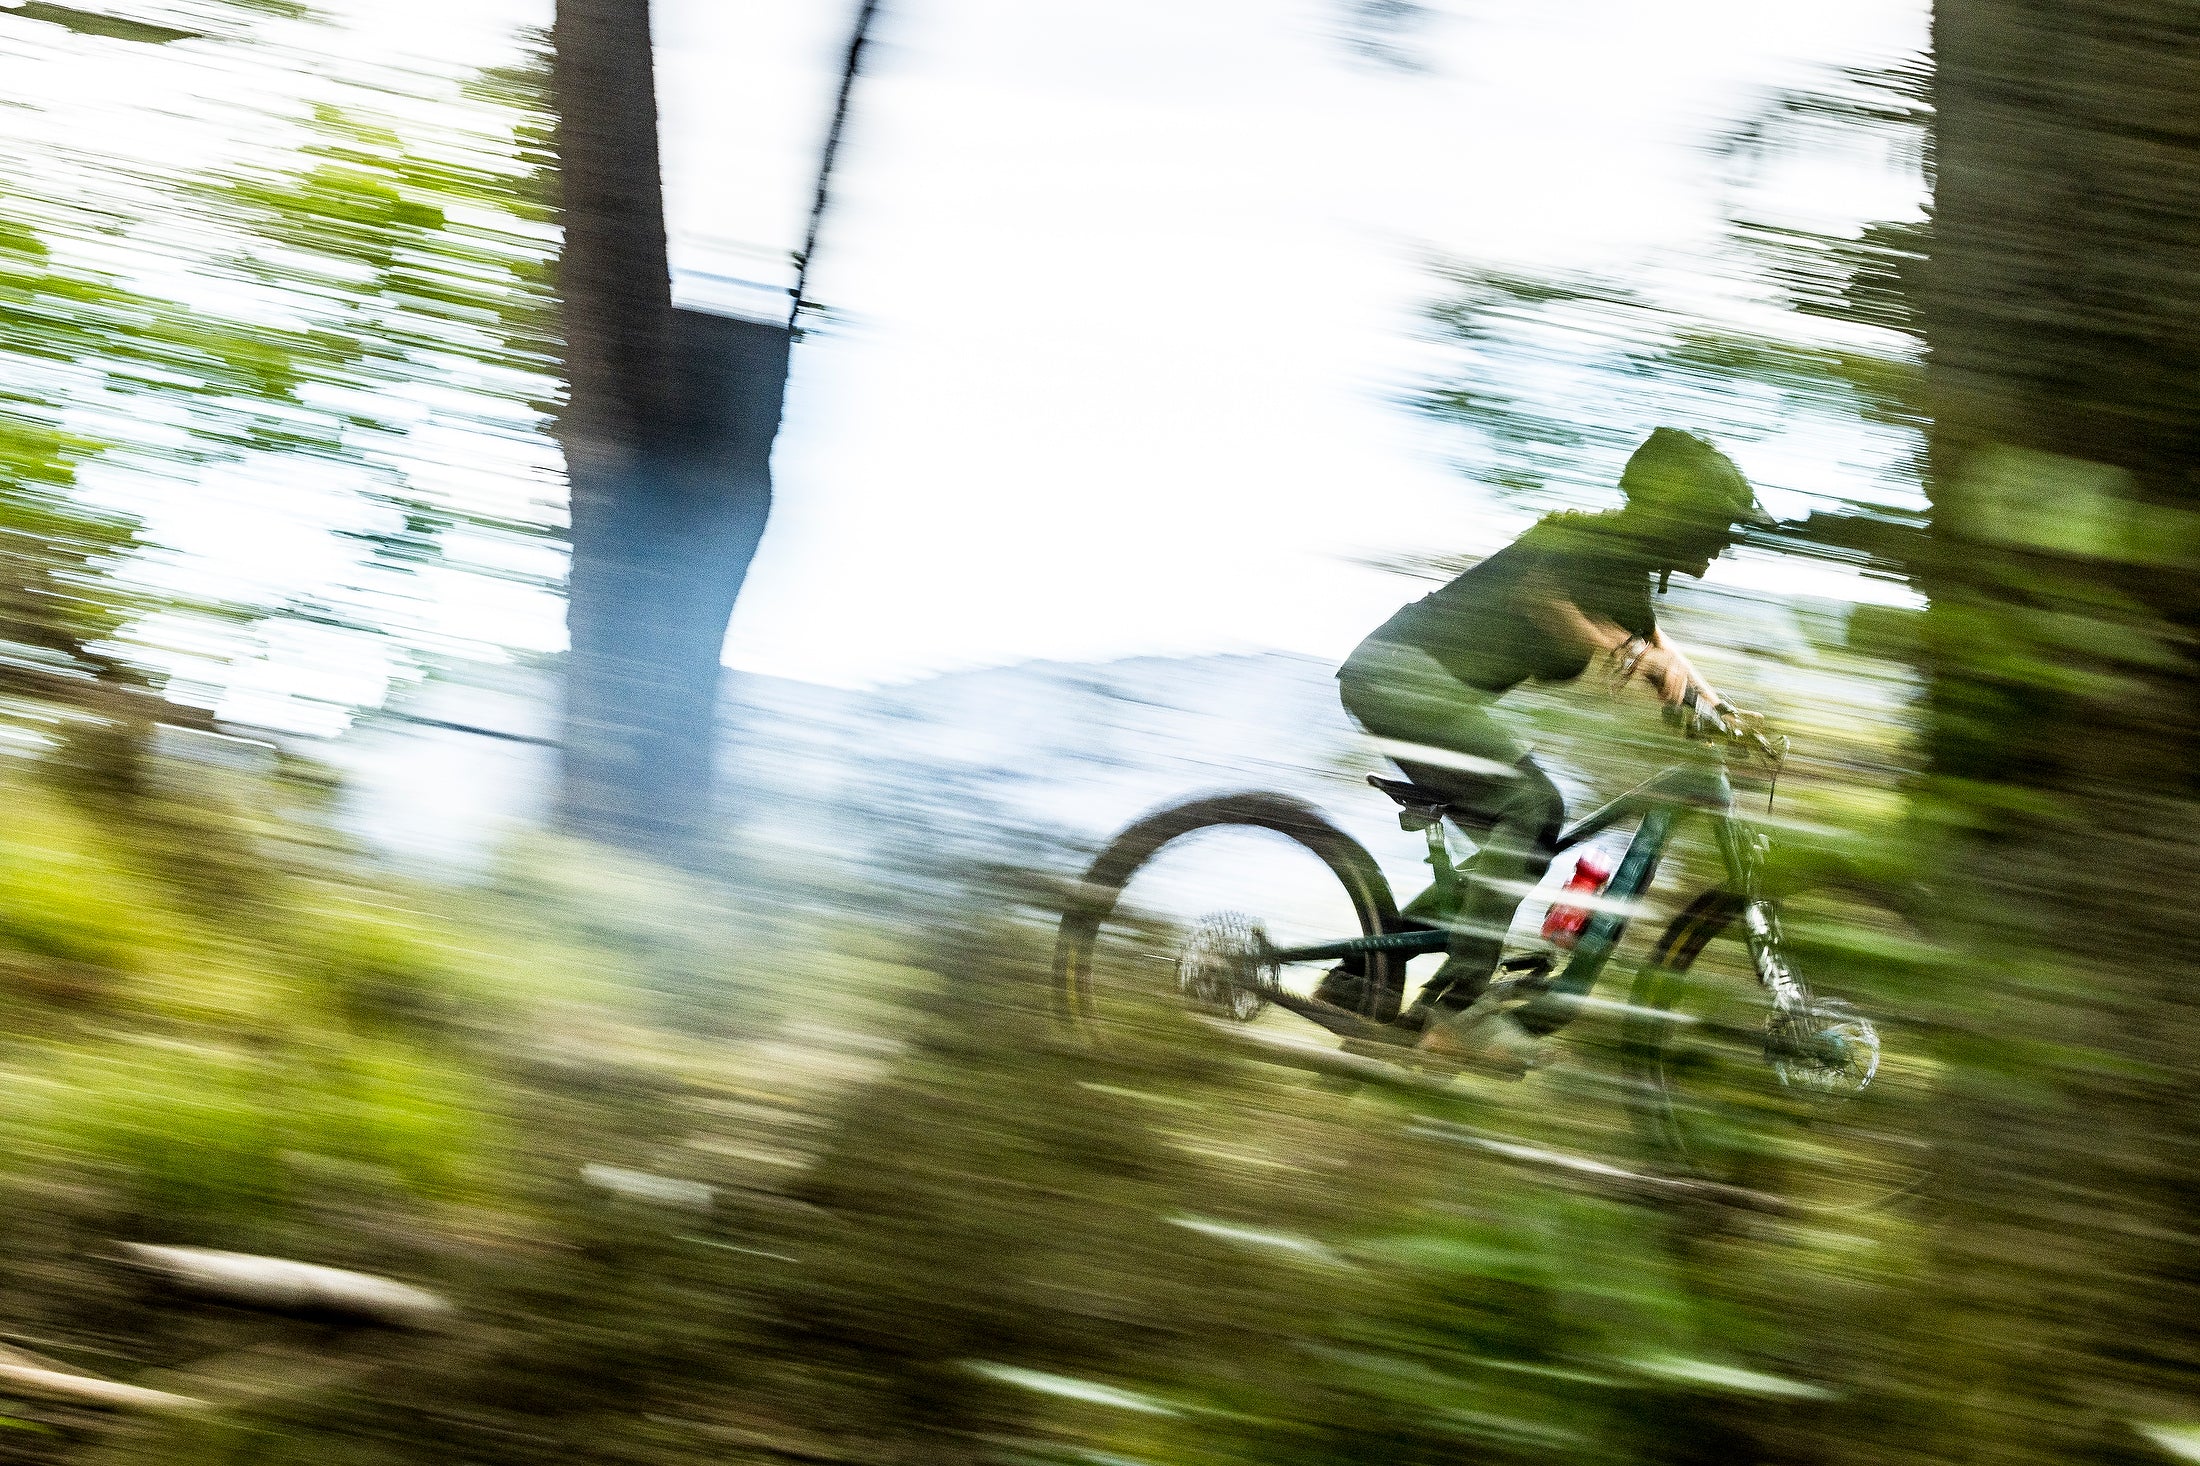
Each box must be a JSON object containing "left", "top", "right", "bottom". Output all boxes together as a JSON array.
[{"left": 0, "top": 4, "right": 201, "bottom": 44}]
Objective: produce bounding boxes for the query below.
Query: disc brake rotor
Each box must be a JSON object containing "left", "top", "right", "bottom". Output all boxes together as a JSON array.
[{"left": 1768, "top": 998, "right": 1881, "bottom": 1099}]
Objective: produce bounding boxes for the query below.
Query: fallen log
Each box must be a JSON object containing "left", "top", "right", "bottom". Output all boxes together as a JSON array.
[
  {"left": 0, "top": 1346, "right": 203, "bottom": 1413},
  {"left": 115, "top": 1245, "right": 450, "bottom": 1328}
]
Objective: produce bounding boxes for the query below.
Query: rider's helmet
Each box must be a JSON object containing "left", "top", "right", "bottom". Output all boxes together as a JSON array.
[{"left": 1618, "top": 428, "right": 1774, "bottom": 570}]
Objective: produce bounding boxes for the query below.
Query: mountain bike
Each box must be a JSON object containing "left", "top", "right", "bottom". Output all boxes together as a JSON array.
[{"left": 1052, "top": 698, "right": 1931, "bottom": 1205}]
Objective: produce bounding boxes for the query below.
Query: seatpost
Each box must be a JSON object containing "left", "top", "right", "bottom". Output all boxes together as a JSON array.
[{"left": 1426, "top": 820, "right": 1459, "bottom": 907}]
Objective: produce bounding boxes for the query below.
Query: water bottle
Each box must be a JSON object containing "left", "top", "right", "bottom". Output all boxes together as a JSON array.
[{"left": 1539, "top": 850, "right": 1615, "bottom": 949}]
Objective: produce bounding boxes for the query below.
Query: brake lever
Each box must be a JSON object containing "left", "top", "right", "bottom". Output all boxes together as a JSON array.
[
  {"left": 1690, "top": 700, "right": 1787, "bottom": 811},
  {"left": 1752, "top": 729, "right": 1789, "bottom": 812}
]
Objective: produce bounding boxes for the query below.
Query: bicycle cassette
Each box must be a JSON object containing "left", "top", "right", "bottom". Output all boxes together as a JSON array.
[{"left": 1176, "top": 912, "right": 1276, "bottom": 1022}]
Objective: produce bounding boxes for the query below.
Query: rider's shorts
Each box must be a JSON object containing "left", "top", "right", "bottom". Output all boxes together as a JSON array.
[{"left": 1338, "top": 638, "right": 1536, "bottom": 822}]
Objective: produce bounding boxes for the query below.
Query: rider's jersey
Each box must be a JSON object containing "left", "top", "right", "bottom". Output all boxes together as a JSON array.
[{"left": 1357, "top": 510, "right": 1659, "bottom": 695}]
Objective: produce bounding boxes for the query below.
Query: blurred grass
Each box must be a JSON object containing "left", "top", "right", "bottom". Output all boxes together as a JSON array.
[{"left": 0, "top": 721, "right": 1951, "bottom": 1466}]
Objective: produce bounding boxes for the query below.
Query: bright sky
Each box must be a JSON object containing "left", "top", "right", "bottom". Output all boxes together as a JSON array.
[
  {"left": 7, "top": 0, "right": 1929, "bottom": 714},
  {"left": 662, "top": 0, "right": 1927, "bottom": 686}
]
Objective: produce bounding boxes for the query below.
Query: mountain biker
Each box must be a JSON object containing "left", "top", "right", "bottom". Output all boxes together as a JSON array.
[{"left": 1317, "top": 427, "right": 1773, "bottom": 1065}]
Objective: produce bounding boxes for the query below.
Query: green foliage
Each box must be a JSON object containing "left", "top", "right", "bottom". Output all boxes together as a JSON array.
[
  {"left": 293, "top": 895, "right": 472, "bottom": 1033},
  {"left": 2, "top": 5, "right": 203, "bottom": 46},
  {"left": 1412, "top": 59, "right": 1931, "bottom": 560},
  {"left": 0, "top": 715, "right": 1949, "bottom": 1466},
  {"left": 0, "top": 770, "right": 494, "bottom": 1239},
  {"left": 0, "top": 781, "right": 179, "bottom": 971},
  {"left": 202, "top": 93, "right": 559, "bottom": 581},
  {"left": 1413, "top": 253, "right": 1923, "bottom": 513},
  {"left": 51, "top": 1042, "right": 293, "bottom": 1228},
  {"left": 0, "top": 2, "right": 556, "bottom": 737},
  {"left": 0, "top": 199, "right": 169, "bottom": 666}
]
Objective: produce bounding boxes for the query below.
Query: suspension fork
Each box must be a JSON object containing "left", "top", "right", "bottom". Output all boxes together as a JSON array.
[{"left": 1712, "top": 811, "right": 1812, "bottom": 1017}]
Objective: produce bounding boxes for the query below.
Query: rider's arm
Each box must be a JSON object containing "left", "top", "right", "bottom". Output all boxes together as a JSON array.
[
  {"left": 1519, "top": 572, "right": 1720, "bottom": 709},
  {"left": 1520, "top": 568, "right": 1633, "bottom": 656}
]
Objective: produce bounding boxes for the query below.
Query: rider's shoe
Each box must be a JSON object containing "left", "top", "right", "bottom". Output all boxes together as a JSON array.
[{"left": 1414, "top": 1002, "right": 1545, "bottom": 1080}]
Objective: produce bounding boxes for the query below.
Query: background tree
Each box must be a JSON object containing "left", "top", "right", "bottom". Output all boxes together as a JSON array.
[
  {"left": 550, "top": 0, "right": 875, "bottom": 857},
  {"left": 1903, "top": 2, "right": 2200, "bottom": 1460},
  {"left": 0, "top": 1, "right": 559, "bottom": 755}
]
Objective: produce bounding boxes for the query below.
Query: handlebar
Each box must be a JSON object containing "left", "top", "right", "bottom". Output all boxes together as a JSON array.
[{"left": 1667, "top": 686, "right": 1788, "bottom": 769}]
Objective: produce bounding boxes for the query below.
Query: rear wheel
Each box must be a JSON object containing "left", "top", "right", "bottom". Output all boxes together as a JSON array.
[
  {"left": 1623, "top": 881, "right": 1935, "bottom": 1210},
  {"left": 1054, "top": 793, "right": 1404, "bottom": 1042}
]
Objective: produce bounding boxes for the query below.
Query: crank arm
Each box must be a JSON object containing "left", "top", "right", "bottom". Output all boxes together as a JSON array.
[{"left": 1258, "top": 985, "right": 1417, "bottom": 1046}]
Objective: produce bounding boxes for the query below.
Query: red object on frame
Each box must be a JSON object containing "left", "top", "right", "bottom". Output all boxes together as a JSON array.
[{"left": 1540, "top": 851, "right": 1616, "bottom": 949}]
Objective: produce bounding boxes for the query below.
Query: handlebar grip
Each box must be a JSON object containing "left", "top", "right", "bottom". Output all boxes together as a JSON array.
[{"left": 1667, "top": 684, "right": 1735, "bottom": 738}]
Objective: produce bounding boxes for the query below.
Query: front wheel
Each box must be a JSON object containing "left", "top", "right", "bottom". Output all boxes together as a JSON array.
[
  {"left": 1623, "top": 881, "right": 1935, "bottom": 1210},
  {"left": 1054, "top": 792, "right": 1405, "bottom": 1041}
]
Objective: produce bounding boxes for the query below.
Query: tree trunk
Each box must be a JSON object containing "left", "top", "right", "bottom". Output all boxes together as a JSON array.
[
  {"left": 1910, "top": 2, "right": 2200, "bottom": 1458},
  {"left": 550, "top": 0, "right": 792, "bottom": 853}
]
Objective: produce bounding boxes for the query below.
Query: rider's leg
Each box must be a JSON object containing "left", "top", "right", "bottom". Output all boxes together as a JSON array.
[
  {"left": 1408, "top": 758, "right": 1563, "bottom": 1015},
  {"left": 1330, "top": 641, "right": 1565, "bottom": 1019}
]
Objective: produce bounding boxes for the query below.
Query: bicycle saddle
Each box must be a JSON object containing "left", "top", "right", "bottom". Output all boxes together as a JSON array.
[
  {"left": 1369, "top": 773, "right": 1471, "bottom": 832},
  {"left": 1367, "top": 773, "right": 1509, "bottom": 836}
]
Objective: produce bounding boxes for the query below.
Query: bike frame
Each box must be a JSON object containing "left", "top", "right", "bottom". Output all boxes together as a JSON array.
[{"left": 1268, "top": 756, "right": 1808, "bottom": 1035}]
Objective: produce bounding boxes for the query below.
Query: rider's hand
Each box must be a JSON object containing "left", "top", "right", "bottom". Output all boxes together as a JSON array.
[{"left": 1639, "top": 641, "right": 1712, "bottom": 709}]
